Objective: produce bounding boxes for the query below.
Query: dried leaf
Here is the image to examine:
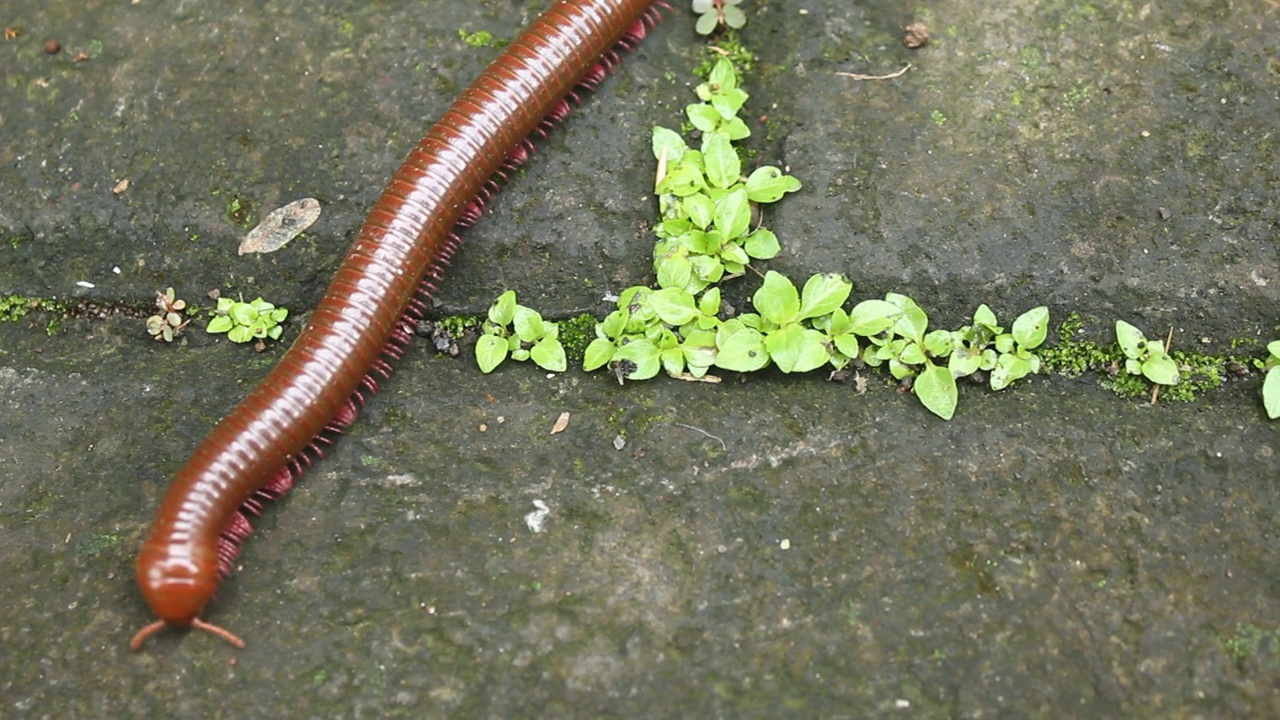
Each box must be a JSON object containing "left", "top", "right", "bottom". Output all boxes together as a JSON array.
[
  {"left": 238, "top": 197, "right": 321, "bottom": 255},
  {"left": 550, "top": 411, "right": 570, "bottom": 435}
]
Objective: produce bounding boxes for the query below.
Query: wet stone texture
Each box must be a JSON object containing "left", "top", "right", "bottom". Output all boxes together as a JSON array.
[{"left": 1, "top": 0, "right": 1279, "bottom": 717}]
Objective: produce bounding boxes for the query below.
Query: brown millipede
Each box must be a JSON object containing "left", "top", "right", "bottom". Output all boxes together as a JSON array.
[{"left": 132, "top": 0, "right": 662, "bottom": 650}]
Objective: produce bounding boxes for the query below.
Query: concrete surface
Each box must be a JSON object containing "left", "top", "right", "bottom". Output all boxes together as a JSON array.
[{"left": 1, "top": 0, "right": 1279, "bottom": 717}]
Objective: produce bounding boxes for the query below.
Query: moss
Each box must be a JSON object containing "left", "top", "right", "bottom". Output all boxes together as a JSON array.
[
  {"left": 1, "top": 294, "right": 66, "bottom": 323},
  {"left": 1039, "top": 312, "right": 1118, "bottom": 378},
  {"left": 694, "top": 30, "right": 754, "bottom": 79},
  {"left": 438, "top": 314, "right": 479, "bottom": 337},
  {"left": 558, "top": 313, "right": 598, "bottom": 362}
]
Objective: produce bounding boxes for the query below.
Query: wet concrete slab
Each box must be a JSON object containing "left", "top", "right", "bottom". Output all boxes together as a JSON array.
[{"left": 2, "top": 0, "right": 1279, "bottom": 717}]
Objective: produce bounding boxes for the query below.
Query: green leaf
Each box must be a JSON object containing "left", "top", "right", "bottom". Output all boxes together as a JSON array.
[
  {"left": 488, "top": 290, "right": 517, "bottom": 326},
  {"left": 990, "top": 353, "right": 1031, "bottom": 391},
  {"left": 833, "top": 332, "right": 860, "bottom": 358},
  {"left": 1115, "top": 320, "right": 1147, "bottom": 360},
  {"left": 922, "top": 329, "right": 954, "bottom": 358},
  {"left": 698, "top": 287, "right": 721, "bottom": 317},
  {"left": 950, "top": 351, "right": 982, "bottom": 377},
  {"left": 722, "top": 117, "right": 751, "bottom": 140},
  {"left": 715, "top": 320, "right": 769, "bottom": 372},
  {"left": 686, "top": 103, "right": 722, "bottom": 134},
  {"left": 530, "top": 338, "right": 567, "bottom": 373},
  {"left": 887, "top": 293, "right": 929, "bottom": 344},
  {"left": 1011, "top": 306, "right": 1049, "bottom": 349},
  {"left": 1268, "top": 341, "right": 1280, "bottom": 362},
  {"left": 652, "top": 126, "right": 688, "bottom": 163},
  {"left": 615, "top": 339, "right": 661, "bottom": 381},
  {"left": 846, "top": 299, "right": 902, "bottom": 336},
  {"left": 650, "top": 288, "right": 700, "bottom": 326},
  {"left": 915, "top": 362, "right": 958, "bottom": 420},
  {"left": 682, "top": 193, "right": 715, "bottom": 229},
  {"left": 702, "top": 133, "right": 742, "bottom": 190},
  {"left": 476, "top": 334, "right": 509, "bottom": 373},
  {"left": 692, "top": 0, "right": 714, "bottom": 13},
  {"left": 661, "top": 347, "right": 686, "bottom": 376},
  {"left": 1265, "top": 367, "right": 1280, "bottom": 419},
  {"left": 656, "top": 254, "right": 693, "bottom": 291},
  {"left": 744, "top": 166, "right": 802, "bottom": 203},
  {"left": 899, "top": 341, "right": 926, "bottom": 366},
  {"left": 583, "top": 338, "right": 616, "bottom": 371},
  {"left": 972, "top": 304, "right": 998, "bottom": 330},
  {"left": 230, "top": 302, "right": 258, "bottom": 326},
  {"left": 723, "top": 4, "right": 747, "bottom": 28},
  {"left": 656, "top": 163, "right": 706, "bottom": 196},
  {"left": 719, "top": 241, "right": 750, "bottom": 267},
  {"left": 713, "top": 187, "right": 751, "bottom": 241},
  {"left": 798, "top": 273, "right": 852, "bottom": 321},
  {"left": 268, "top": 326, "right": 283, "bottom": 340},
  {"left": 694, "top": 11, "right": 718, "bottom": 35},
  {"left": 711, "top": 88, "right": 749, "bottom": 120},
  {"left": 206, "top": 316, "right": 234, "bottom": 334},
  {"left": 1142, "top": 354, "right": 1180, "bottom": 385},
  {"left": 227, "top": 325, "right": 253, "bottom": 344},
  {"left": 512, "top": 306, "right": 546, "bottom": 342},
  {"left": 765, "top": 324, "right": 830, "bottom": 373},
  {"left": 709, "top": 58, "right": 736, "bottom": 92},
  {"left": 681, "top": 329, "right": 718, "bottom": 370},
  {"left": 753, "top": 271, "right": 800, "bottom": 326},
  {"left": 690, "top": 255, "right": 725, "bottom": 284},
  {"left": 743, "top": 228, "right": 781, "bottom": 260},
  {"left": 600, "top": 309, "right": 629, "bottom": 339}
]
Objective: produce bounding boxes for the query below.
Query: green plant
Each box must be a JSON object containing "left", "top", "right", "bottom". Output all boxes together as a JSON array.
[
  {"left": 1260, "top": 341, "right": 1280, "bottom": 419},
  {"left": 458, "top": 29, "right": 495, "bottom": 48},
  {"left": 948, "top": 304, "right": 1049, "bottom": 391},
  {"left": 583, "top": 285, "right": 719, "bottom": 381},
  {"left": 207, "top": 296, "right": 289, "bottom": 344},
  {"left": 651, "top": 58, "right": 800, "bottom": 296},
  {"left": 1115, "top": 320, "right": 1179, "bottom": 386},
  {"left": 476, "top": 290, "right": 567, "bottom": 373},
  {"left": 145, "top": 287, "right": 190, "bottom": 342},
  {"left": 692, "top": 0, "right": 746, "bottom": 35}
]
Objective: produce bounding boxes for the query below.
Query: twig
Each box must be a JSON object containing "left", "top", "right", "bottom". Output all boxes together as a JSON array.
[
  {"left": 836, "top": 64, "right": 913, "bottom": 81},
  {"left": 1150, "top": 326, "right": 1174, "bottom": 405},
  {"left": 673, "top": 422, "right": 727, "bottom": 451}
]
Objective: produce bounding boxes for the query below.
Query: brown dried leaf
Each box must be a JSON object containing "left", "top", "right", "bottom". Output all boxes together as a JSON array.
[
  {"left": 238, "top": 197, "right": 322, "bottom": 255},
  {"left": 550, "top": 411, "right": 570, "bottom": 435}
]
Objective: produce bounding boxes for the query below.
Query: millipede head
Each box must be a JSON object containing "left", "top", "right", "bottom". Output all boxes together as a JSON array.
[{"left": 132, "top": 539, "right": 244, "bottom": 650}]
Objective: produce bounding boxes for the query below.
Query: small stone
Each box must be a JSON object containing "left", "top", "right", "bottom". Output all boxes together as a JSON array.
[{"left": 903, "top": 23, "right": 929, "bottom": 49}]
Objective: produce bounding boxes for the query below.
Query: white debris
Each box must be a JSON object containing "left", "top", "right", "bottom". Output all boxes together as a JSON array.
[{"left": 524, "top": 499, "right": 550, "bottom": 534}]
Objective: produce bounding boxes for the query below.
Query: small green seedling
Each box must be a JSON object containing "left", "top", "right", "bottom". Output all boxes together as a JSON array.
[
  {"left": 859, "top": 293, "right": 958, "bottom": 419},
  {"left": 692, "top": 0, "right": 746, "bottom": 35},
  {"left": 1260, "top": 341, "right": 1280, "bottom": 419},
  {"left": 1115, "top": 320, "right": 1179, "bottom": 386},
  {"left": 949, "top": 304, "right": 1050, "bottom": 391},
  {"left": 207, "top": 296, "right": 289, "bottom": 344},
  {"left": 146, "top": 287, "right": 190, "bottom": 342},
  {"left": 651, "top": 58, "right": 800, "bottom": 296},
  {"left": 583, "top": 285, "right": 720, "bottom": 382},
  {"left": 476, "top": 290, "right": 567, "bottom": 373}
]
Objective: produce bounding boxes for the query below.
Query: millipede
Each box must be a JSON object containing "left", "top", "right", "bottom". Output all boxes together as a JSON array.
[{"left": 132, "top": 0, "right": 664, "bottom": 650}]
